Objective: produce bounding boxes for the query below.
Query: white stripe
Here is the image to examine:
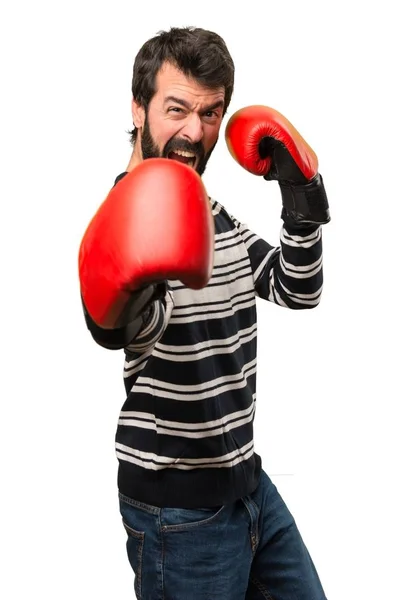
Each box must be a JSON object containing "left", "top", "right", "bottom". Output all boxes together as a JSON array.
[
  {"left": 151, "top": 324, "right": 257, "bottom": 362},
  {"left": 170, "top": 297, "right": 256, "bottom": 324},
  {"left": 170, "top": 289, "right": 254, "bottom": 316},
  {"left": 282, "top": 226, "right": 321, "bottom": 243},
  {"left": 138, "top": 356, "right": 256, "bottom": 393},
  {"left": 279, "top": 254, "right": 322, "bottom": 279},
  {"left": 238, "top": 227, "right": 259, "bottom": 250},
  {"left": 213, "top": 259, "right": 251, "bottom": 280},
  {"left": 135, "top": 363, "right": 257, "bottom": 401},
  {"left": 280, "top": 294, "right": 320, "bottom": 306},
  {"left": 214, "top": 230, "right": 241, "bottom": 248},
  {"left": 124, "top": 351, "right": 152, "bottom": 377},
  {"left": 116, "top": 440, "right": 254, "bottom": 470},
  {"left": 280, "top": 253, "right": 322, "bottom": 273},
  {"left": 212, "top": 256, "right": 249, "bottom": 275},
  {"left": 281, "top": 226, "right": 321, "bottom": 248},
  {"left": 268, "top": 270, "right": 288, "bottom": 307},
  {"left": 278, "top": 279, "right": 323, "bottom": 302},
  {"left": 210, "top": 199, "right": 222, "bottom": 215},
  {"left": 254, "top": 247, "right": 278, "bottom": 283},
  {"left": 119, "top": 402, "right": 255, "bottom": 439}
]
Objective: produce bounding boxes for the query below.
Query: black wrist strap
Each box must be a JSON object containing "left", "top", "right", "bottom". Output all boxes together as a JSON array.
[
  {"left": 279, "top": 173, "right": 331, "bottom": 226},
  {"left": 81, "top": 283, "right": 167, "bottom": 350},
  {"left": 82, "top": 301, "right": 148, "bottom": 350}
]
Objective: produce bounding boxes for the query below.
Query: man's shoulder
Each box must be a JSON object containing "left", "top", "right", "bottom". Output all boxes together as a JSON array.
[
  {"left": 209, "top": 197, "right": 239, "bottom": 226},
  {"left": 114, "top": 171, "right": 128, "bottom": 187},
  {"left": 209, "top": 197, "right": 228, "bottom": 216}
]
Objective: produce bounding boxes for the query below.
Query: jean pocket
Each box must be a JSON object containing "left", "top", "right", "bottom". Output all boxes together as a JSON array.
[
  {"left": 121, "top": 519, "right": 145, "bottom": 599},
  {"left": 161, "top": 504, "right": 225, "bottom": 532},
  {"left": 119, "top": 496, "right": 148, "bottom": 600}
]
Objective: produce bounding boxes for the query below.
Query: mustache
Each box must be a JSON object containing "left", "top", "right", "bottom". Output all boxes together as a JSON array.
[{"left": 163, "top": 138, "right": 205, "bottom": 161}]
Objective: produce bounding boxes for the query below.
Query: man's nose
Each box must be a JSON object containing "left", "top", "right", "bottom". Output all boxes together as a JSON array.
[{"left": 181, "top": 113, "right": 204, "bottom": 144}]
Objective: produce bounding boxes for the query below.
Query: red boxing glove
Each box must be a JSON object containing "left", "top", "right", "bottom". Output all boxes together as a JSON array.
[
  {"left": 79, "top": 158, "right": 214, "bottom": 329},
  {"left": 225, "top": 105, "right": 330, "bottom": 225}
]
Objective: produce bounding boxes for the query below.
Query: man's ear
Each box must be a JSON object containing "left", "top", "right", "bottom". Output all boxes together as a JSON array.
[{"left": 132, "top": 99, "right": 145, "bottom": 129}]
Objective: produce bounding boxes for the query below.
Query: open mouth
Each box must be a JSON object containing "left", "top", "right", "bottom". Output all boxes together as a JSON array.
[{"left": 168, "top": 150, "right": 196, "bottom": 168}]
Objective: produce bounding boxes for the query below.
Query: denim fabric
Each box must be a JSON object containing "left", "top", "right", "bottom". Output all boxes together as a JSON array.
[{"left": 119, "top": 469, "right": 327, "bottom": 599}]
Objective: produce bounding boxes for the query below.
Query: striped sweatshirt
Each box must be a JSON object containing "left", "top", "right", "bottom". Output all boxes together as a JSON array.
[{"left": 110, "top": 172, "right": 323, "bottom": 508}]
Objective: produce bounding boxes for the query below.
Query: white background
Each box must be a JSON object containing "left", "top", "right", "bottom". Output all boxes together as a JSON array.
[{"left": 1, "top": 1, "right": 399, "bottom": 598}]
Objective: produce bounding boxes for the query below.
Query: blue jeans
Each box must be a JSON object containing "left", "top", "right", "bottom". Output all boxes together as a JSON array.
[{"left": 119, "top": 469, "right": 327, "bottom": 599}]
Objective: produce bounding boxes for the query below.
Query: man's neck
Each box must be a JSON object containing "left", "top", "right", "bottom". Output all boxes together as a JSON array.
[{"left": 126, "top": 140, "right": 143, "bottom": 172}]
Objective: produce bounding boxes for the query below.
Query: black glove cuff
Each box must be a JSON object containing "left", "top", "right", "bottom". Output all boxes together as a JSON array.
[
  {"left": 81, "top": 282, "right": 167, "bottom": 350},
  {"left": 279, "top": 173, "right": 331, "bottom": 226}
]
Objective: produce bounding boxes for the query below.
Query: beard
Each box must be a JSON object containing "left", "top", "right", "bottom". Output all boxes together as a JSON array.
[{"left": 140, "top": 118, "right": 217, "bottom": 177}]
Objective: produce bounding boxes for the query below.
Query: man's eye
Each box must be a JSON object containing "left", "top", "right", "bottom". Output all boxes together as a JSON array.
[
  {"left": 203, "top": 111, "right": 219, "bottom": 119},
  {"left": 168, "top": 107, "right": 183, "bottom": 113}
]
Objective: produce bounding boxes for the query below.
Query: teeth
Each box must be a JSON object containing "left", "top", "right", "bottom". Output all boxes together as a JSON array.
[{"left": 174, "top": 150, "right": 195, "bottom": 158}]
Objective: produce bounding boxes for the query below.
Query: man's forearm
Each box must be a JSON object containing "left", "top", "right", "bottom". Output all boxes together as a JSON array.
[
  {"left": 270, "top": 221, "right": 323, "bottom": 309},
  {"left": 82, "top": 283, "right": 169, "bottom": 350}
]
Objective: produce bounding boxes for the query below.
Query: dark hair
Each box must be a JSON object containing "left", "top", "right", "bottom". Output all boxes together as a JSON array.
[{"left": 127, "top": 26, "right": 235, "bottom": 144}]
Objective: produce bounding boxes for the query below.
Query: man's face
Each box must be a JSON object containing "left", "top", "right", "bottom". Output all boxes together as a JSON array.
[{"left": 133, "top": 62, "right": 225, "bottom": 176}]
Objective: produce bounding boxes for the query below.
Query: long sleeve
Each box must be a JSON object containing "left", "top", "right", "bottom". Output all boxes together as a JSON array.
[
  {"left": 81, "top": 286, "right": 173, "bottom": 351},
  {"left": 123, "top": 286, "right": 174, "bottom": 355},
  {"left": 234, "top": 217, "right": 323, "bottom": 309}
]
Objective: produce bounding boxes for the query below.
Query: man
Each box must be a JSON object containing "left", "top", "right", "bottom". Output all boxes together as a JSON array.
[{"left": 79, "top": 26, "right": 330, "bottom": 600}]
